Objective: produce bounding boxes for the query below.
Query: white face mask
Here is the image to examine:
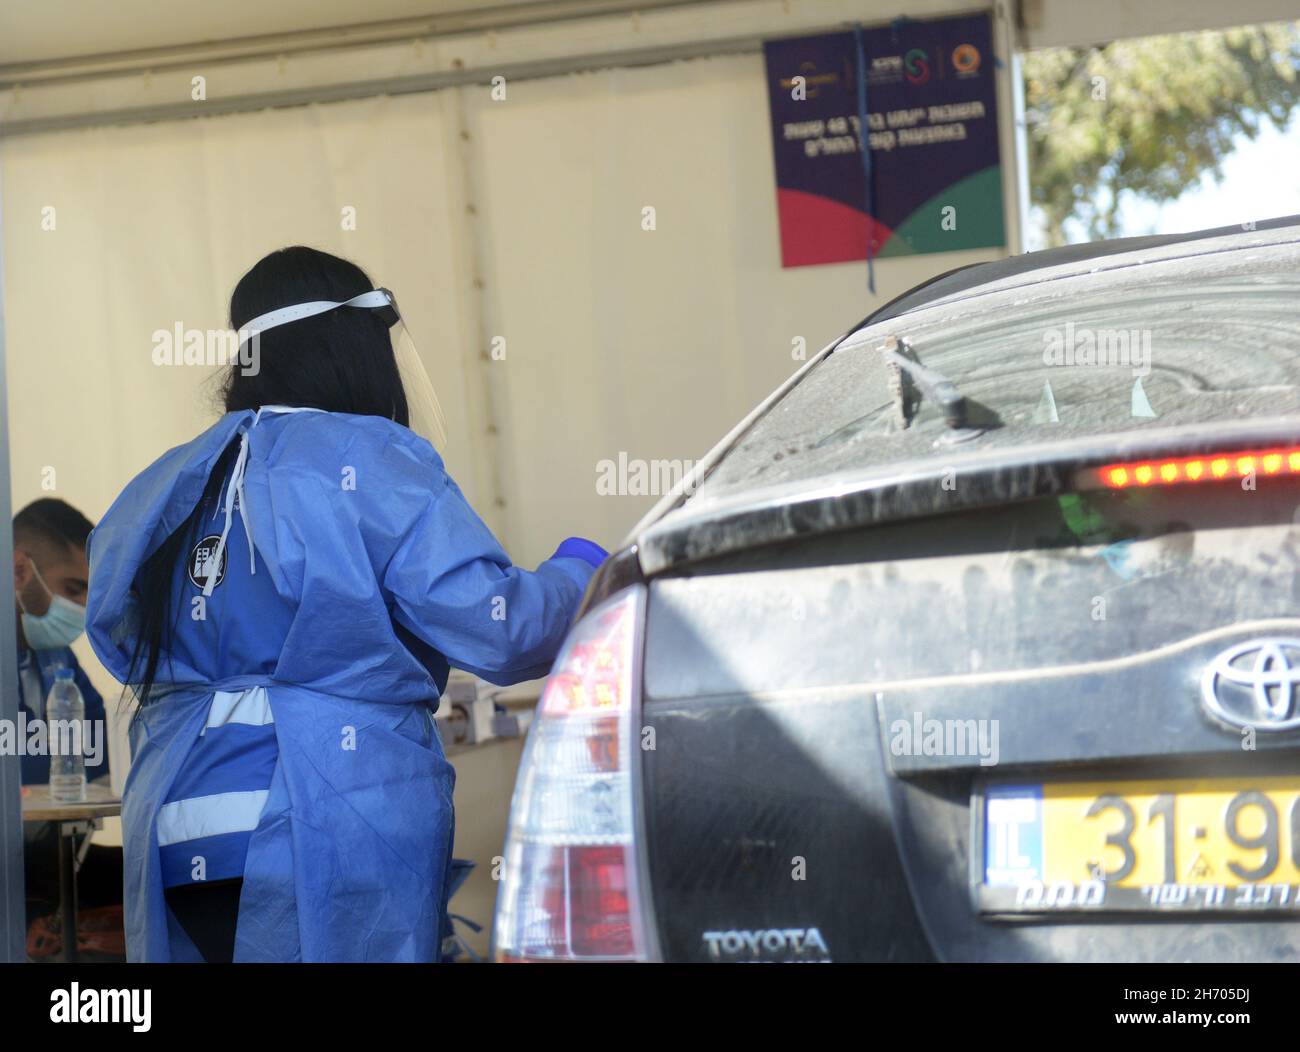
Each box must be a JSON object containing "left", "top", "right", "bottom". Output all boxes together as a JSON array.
[{"left": 17, "top": 560, "right": 86, "bottom": 651}]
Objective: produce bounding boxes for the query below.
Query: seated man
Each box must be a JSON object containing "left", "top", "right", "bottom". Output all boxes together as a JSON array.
[{"left": 13, "top": 498, "right": 120, "bottom": 951}]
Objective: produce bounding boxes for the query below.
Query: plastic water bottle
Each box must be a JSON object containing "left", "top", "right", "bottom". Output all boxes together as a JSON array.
[{"left": 47, "top": 668, "right": 86, "bottom": 803}]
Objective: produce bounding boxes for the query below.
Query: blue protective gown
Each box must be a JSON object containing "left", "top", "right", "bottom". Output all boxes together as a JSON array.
[{"left": 86, "top": 408, "right": 601, "bottom": 962}]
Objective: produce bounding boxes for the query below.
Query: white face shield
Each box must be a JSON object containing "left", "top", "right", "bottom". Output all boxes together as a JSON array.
[{"left": 238, "top": 288, "right": 448, "bottom": 450}]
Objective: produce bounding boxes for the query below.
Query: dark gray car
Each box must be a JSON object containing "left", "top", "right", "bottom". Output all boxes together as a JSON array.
[{"left": 494, "top": 217, "right": 1300, "bottom": 963}]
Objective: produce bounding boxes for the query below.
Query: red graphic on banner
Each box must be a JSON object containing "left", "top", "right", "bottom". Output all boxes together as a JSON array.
[{"left": 775, "top": 189, "right": 895, "bottom": 267}]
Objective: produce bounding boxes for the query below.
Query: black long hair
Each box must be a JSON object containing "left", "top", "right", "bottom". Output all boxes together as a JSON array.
[{"left": 126, "top": 246, "right": 411, "bottom": 707}]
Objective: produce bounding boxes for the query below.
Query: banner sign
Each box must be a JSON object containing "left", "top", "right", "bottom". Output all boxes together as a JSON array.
[{"left": 763, "top": 13, "right": 1005, "bottom": 267}]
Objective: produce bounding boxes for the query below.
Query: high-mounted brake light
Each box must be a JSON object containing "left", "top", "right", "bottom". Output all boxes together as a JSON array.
[
  {"left": 493, "top": 587, "right": 653, "bottom": 961},
  {"left": 1095, "top": 447, "right": 1300, "bottom": 489}
]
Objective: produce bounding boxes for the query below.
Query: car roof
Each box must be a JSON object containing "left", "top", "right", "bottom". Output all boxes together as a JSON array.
[{"left": 849, "top": 214, "right": 1300, "bottom": 333}]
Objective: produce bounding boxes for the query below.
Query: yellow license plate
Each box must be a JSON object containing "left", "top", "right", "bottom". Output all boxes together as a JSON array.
[{"left": 982, "top": 777, "right": 1300, "bottom": 913}]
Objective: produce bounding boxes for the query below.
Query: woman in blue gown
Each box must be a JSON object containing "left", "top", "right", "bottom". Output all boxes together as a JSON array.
[{"left": 86, "top": 246, "right": 604, "bottom": 962}]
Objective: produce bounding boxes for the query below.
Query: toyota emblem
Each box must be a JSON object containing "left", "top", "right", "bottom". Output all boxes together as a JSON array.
[{"left": 1201, "top": 638, "right": 1300, "bottom": 733}]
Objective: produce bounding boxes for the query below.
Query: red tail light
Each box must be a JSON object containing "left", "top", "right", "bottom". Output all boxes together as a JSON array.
[
  {"left": 1094, "top": 447, "right": 1300, "bottom": 489},
  {"left": 493, "top": 588, "right": 654, "bottom": 961}
]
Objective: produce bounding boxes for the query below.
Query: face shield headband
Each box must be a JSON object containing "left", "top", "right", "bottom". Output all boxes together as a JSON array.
[{"left": 238, "top": 288, "right": 448, "bottom": 450}]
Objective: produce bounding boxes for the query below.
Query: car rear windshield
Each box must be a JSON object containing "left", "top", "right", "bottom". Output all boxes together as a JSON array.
[{"left": 694, "top": 249, "right": 1300, "bottom": 504}]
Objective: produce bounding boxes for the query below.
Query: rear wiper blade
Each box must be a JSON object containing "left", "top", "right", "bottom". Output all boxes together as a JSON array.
[{"left": 878, "top": 335, "right": 1000, "bottom": 436}]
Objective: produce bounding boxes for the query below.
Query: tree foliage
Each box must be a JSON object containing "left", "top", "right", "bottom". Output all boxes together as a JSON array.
[{"left": 1023, "top": 23, "right": 1300, "bottom": 246}]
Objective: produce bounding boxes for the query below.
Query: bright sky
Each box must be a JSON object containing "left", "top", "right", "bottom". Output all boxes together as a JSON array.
[
  {"left": 1035, "top": 119, "right": 1300, "bottom": 247},
  {"left": 1116, "top": 120, "right": 1300, "bottom": 236}
]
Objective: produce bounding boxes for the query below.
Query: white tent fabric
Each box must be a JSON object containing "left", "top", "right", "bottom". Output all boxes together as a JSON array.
[{"left": 2, "top": 92, "right": 479, "bottom": 522}]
